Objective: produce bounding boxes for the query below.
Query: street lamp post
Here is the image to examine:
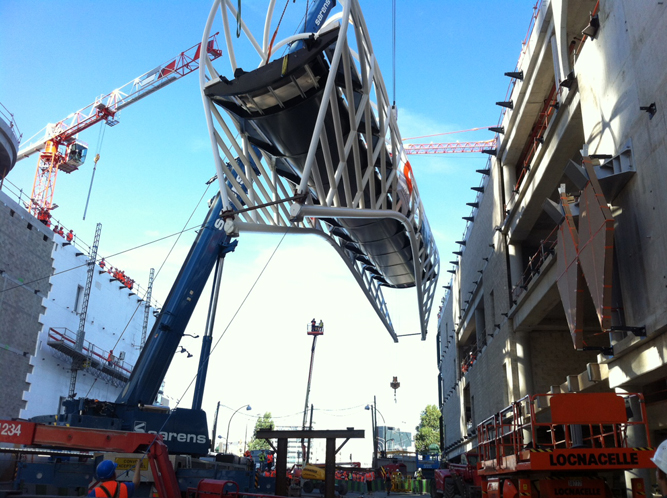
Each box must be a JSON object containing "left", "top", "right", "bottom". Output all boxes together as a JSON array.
[
  {"left": 225, "top": 404, "right": 251, "bottom": 453},
  {"left": 365, "top": 403, "right": 376, "bottom": 467},
  {"left": 365, "top": 396, "right": 386, "bottom": 468},
  {"left": 211, "top": 401, "right": 221, "bottom": 452}
]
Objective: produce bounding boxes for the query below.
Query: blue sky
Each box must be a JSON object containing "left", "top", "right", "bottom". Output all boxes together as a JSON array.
[{"left": 1, "top": 1, "right": 534, "bottom": 463}]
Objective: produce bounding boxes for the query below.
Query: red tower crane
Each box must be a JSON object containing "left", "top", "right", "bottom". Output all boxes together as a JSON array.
[
  {"left": 403, "top": 138, "right": 497, "bottom": 155},
  {"left": 402, "top": 126, "right": 498, "bottom": 156},
  {"left": 18, "top": 34, "right": 223, "bottom": 221}
]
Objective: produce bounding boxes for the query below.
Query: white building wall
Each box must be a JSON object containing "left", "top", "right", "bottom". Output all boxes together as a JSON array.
[{"left": 20, "top": 236, "right": 156, "bottom": 418}]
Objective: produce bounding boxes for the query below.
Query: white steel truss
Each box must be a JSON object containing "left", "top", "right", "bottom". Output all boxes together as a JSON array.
[{"left": 199, "top": 0, "right": 439, "bottom": 341}]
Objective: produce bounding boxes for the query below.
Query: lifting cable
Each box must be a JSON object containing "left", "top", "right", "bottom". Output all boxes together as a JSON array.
[
  {"left": 392, "top": 0, "right": 397, "bottom": 107},
  {"left": 265, "top": 0, "right": 292, "bottom": 64},
  {"left": 0, "top": 190, "right": 304, "bottom": 297},
  {"left": 173, "top": 225, "right": 290, "bottom": 405},
  {"left": 82, "top": 122, "right": 107, "bottom": 220},
  {"left": 236, "top": 0, "right": 242, "bottom": 37},
  {"left": 83, "top": 184, "right": 214, "bottom": 399},
  {"left": 131, "top": 224, "right": 292, "bottom": 462}
]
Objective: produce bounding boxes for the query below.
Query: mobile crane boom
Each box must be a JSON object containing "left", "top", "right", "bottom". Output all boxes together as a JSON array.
[{"left": 117, "top": 193, "right": 235, "bottom": 408}]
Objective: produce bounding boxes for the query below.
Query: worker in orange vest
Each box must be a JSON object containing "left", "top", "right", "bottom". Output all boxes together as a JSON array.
[
  {"left": 99, "top": 258, "right": 106, "bottom": 270},
  {"left": 66, "top": 230, "right": 74, "bottom": 242},
  {"left": 89, "top": 459, "right": 142, "bottom": 497}
]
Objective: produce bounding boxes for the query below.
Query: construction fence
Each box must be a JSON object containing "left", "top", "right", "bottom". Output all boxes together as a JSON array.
[{"left": 343, "top": 475, "right": 432, "bottom": 495}]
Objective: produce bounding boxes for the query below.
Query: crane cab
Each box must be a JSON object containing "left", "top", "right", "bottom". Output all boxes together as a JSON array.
[{"left": 62, "top": 141, "right": 88, "bottom": 172}]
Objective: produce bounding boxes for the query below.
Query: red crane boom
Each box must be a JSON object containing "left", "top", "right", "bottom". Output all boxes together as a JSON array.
[
  {"left": 404, "top": 138, "right": 497, "bottom": 155},
  {"left": 19, "top": 34, "right": 223, "bottom": 219}
]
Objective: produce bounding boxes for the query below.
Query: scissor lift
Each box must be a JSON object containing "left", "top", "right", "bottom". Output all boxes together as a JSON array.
[{"left": 475, "top": 392, "right": 655, "bottom": 498}]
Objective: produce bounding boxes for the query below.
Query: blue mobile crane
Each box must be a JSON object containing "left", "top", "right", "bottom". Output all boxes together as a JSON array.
[{"left": 32, "top": 192, "right": 236, "bottom": 456}]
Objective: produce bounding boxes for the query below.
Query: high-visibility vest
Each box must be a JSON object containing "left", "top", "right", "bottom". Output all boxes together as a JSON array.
[{"left": 92, "top": 481, "right": 130, "bottom": 498}]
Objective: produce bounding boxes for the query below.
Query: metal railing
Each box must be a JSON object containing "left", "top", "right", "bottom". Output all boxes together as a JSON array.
[
  {"left": 0, "top": 177, "right": 161, "bottom": 310},
  {"left": 0, "top": 102, "right": 22, "bottom": 144},
  {"left": 505, "top": 83, "right": 560, "bottom": 214},
  {"left": 477, "top": 392, "right": 651, "bottom": 470},
  {"left": 511, "top": 224, "right": 558, "bottom": 302},
  {"left": 48, "top": 327, "right": 134, "bottom": 376}
]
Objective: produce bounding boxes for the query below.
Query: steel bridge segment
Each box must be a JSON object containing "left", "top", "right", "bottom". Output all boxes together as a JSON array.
[{"left": 200, "top": 0, "right": 439, "bottom": 341}]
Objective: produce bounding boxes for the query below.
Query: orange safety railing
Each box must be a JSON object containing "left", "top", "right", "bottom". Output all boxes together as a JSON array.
[
  {"left": 48, "top": 327, "right": 134, "bottom": 375},
  {"left": 460, "top": 344, "right": 479, "bottom": 377},
  {"left": 478, "top": 396, "right": 533, "bottom": 468},
  {"left": 0, "top": 175, "right": 162, "bottom": 311},
  {"left": 477, "top": 393, "right": 651, "bottom": 471},
  {"left": 574, "top": 0, "right": 600, "bottom": 57},
  {"left": 504, "top": 2, "right": 599, "bottom": 219},
  {"left": 504, "top": 83, "right": 559, "bottom": 214},
  {"left": 511, "top": 224, "right": 559, "bottom": 302}
]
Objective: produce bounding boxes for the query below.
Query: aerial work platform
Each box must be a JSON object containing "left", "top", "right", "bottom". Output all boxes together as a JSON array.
[{"left": 47, "top": 327, "right": 133, "bottom": 383}]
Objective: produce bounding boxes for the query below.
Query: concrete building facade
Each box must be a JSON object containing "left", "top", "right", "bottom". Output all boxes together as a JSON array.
[
  {"left": 0, "top": 187, "right": 156, "bottom": 420},
  {"left": 437, "top": 0, "right": 667, "bottom": 491},
  {"left": 0, "top": 190, "right": 54, "bottom": 419}
]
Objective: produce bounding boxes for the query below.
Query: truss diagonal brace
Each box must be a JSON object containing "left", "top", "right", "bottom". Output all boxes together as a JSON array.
[{"left": 290, "top": 203, "right": 428, "bottom": 340}]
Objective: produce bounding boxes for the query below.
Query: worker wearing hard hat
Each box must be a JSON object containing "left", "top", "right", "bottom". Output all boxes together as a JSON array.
[
  {"left": 89, "top": 459, "right": 142, "bottom": 497},
  {"left": 653, "top": 440, "right": 667, "bottom": 498}
]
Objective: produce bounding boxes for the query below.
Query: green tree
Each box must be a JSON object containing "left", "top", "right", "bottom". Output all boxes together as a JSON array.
[
  {"left": 248, "top": 412, "right": 275, "bottom": 451},
  {"left": 414, "top": 405, "right": 440, "bottom": 454}
]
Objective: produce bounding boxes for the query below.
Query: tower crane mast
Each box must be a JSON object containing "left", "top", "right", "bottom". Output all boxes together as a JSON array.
[{"left": 18, "top": 34, "right": 223, "bottom": 218}]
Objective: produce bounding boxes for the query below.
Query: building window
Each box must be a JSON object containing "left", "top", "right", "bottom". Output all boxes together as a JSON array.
[
  {"left": 74, "top": 285, "right": 84, "bottom": 312},
  {"left": 503, "top": 362, "right": 511, "bottom": 406},
  {"left": 464, "top": 385, "right": 472, "bottom": 431},
  {"left": 58, "top": 396, "right": 67, "bottom": 414}
]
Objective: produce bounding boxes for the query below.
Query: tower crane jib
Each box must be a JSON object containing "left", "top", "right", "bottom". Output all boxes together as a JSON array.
[{"left": 19, "top": 34, "right": 223, "bottom": 218}]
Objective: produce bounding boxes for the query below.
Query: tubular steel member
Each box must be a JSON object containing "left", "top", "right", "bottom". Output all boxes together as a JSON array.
[{"left": 199, "top": 0, "right": 439, "bottom": 342}]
